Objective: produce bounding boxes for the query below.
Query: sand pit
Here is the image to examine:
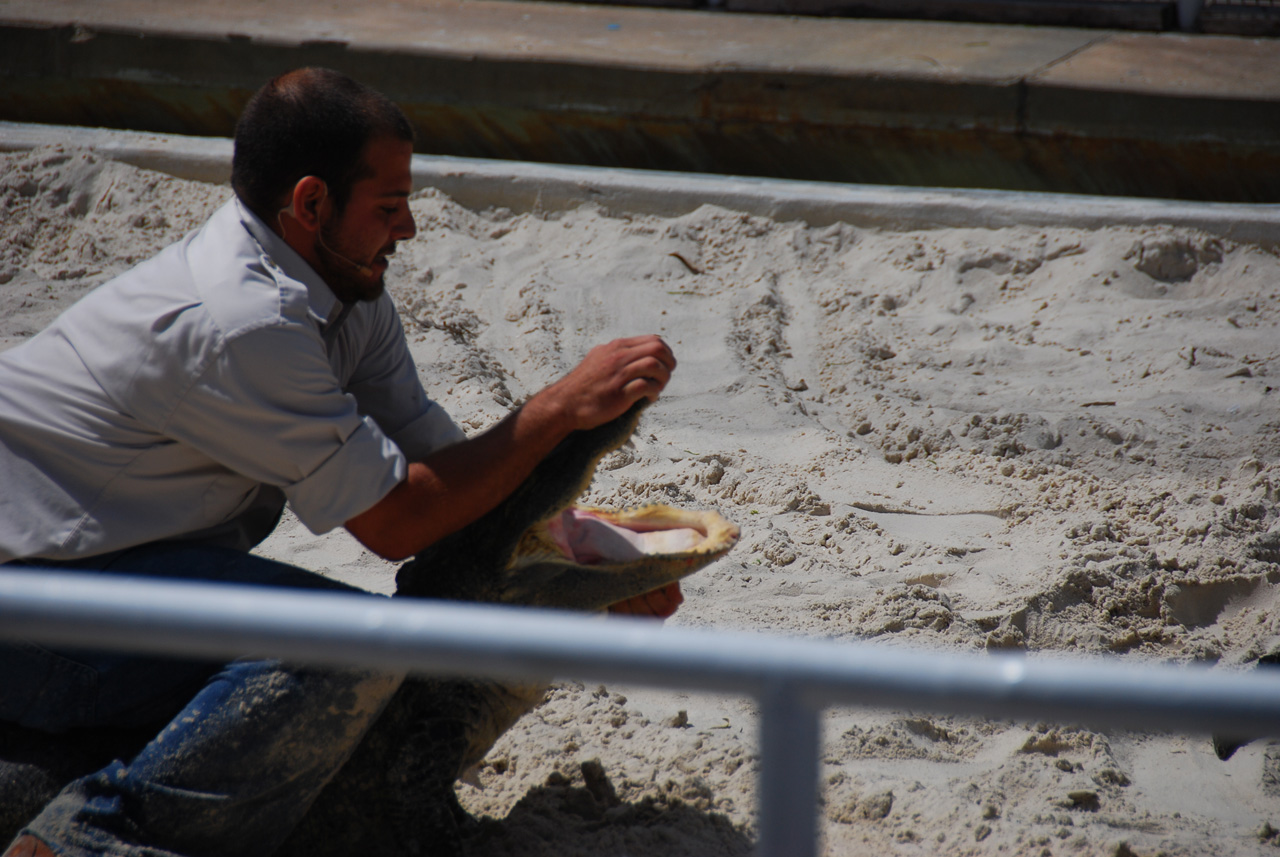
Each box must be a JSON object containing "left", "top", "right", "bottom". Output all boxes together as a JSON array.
[{"left": 3, "top": 145, "right": 1279, "bottom": 855}]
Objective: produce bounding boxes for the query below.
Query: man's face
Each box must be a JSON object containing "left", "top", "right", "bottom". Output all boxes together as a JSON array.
[{"left": 315, "top": 135, "right": 417, "bottom": 304}]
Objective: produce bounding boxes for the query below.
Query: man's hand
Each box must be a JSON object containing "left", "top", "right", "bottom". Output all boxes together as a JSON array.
[
  {"left": 537, "top": 335, "right": 676, "bottom": 432},
  {"left": 607, "top": 582, "right": 684, "bottom": 620}
]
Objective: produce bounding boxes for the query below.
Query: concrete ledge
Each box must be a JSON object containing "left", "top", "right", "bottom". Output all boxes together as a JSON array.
[
  {"left": 1, "top": 0, "right": 1279, "bottom": 202},
  {"left": 0, "top": 120, "right": 234, "bottom": 185},
  {"left": 5, "top": 120, "right": 1279, "bottom": 246}
]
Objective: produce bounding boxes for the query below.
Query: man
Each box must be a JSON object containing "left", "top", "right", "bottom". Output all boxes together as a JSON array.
[{"left": 0, "top": 68, "right": 678, "bottom": 856}]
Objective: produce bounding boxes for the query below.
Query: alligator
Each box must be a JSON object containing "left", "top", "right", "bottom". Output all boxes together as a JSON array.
[
  {"left": 278, "top": 400, "right": 738, "bottom": 855},
  {"left": 0, "top": 401, "right": 739, "bottom": 854}
]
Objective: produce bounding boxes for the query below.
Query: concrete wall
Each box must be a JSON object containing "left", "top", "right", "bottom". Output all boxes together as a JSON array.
[{"left": 2, "top": 0, "right": 1278, "bottom": 202}]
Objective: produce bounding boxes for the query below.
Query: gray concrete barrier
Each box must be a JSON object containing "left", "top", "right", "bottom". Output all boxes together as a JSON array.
[{"left": 4, "top": 120, "right": 1280, "bottom": 245}]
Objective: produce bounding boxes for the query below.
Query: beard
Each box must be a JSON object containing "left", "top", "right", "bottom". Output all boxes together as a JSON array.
[{"left": 315, "top": 221, "right": 387, "bottom": 304}]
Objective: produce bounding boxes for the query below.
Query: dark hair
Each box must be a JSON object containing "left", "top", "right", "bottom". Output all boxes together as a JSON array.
[{"left": 231, "top": 68, "right": 414, "bottom": 223}]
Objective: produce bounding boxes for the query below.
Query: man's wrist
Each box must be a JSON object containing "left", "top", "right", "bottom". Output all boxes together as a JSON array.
[{"left": 523, "top": 381, "right": 583, "bottom": 437}]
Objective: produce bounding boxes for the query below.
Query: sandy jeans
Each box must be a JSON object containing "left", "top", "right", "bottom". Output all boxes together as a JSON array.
[{"left": 3, "top": 544, "right": 404, "bottom": 857}]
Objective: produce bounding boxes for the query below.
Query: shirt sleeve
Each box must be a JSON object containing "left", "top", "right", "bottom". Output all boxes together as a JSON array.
[
  {"left": 342, "top": 295, "right": 466, "bottom": 461},
  {"left": 160, "top": 320, "right": 407, "bottom": 535}
]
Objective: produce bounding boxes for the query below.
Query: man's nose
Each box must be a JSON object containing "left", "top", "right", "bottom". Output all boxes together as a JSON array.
[{"left": 394, "top": 208, "right": 416, "bottom": 241}]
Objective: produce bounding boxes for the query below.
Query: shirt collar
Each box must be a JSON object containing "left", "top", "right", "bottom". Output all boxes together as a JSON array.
[{"left": 234, "top": 196, "right": 344, "bottom": 326}]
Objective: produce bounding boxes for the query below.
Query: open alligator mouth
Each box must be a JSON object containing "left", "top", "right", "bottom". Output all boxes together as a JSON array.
[
  {"left": 395, "top": 400, "right": 739, "bottom": 611},
  {"left": 495, "top": 504, "right": 740, "bottom": 611},
  {"left": 543, "top": 505, "right": 738, "bottom": 563}
]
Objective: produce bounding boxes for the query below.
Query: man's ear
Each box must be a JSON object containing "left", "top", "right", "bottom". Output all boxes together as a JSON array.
[{"left": 286, "top": 176, "right": 329, "bottom": 234}]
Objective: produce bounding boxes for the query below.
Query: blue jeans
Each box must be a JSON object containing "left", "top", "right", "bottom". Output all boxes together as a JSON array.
[{"left": 2, "top": 543, "right": 405, "bottom": 857}]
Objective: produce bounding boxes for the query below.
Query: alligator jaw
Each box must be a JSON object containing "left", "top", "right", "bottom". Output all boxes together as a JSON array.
[{"left": 508, "top": 504, "right": 740, "bottom": 611}]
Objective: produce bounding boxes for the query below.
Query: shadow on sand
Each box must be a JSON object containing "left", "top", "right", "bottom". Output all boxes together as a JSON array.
[
  {"left": 0, "top": 724, "right": 754, "bottom": 857},
  {"left": 462, "top": 761, "right": 754, "bottom": 857}
]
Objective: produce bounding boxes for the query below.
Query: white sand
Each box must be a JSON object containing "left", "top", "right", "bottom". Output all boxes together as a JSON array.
[{"left": 4, "top": 146, "right": 1279, "bottom": 856}]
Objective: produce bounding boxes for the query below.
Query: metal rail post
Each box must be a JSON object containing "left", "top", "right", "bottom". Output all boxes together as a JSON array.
[{"left": 757, "top": 681, "right": 821, "bottom": 857}]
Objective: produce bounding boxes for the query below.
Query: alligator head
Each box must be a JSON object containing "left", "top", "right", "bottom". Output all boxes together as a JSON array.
[{"left": 395, "top": 399, "right": 739, "bottom": 610}]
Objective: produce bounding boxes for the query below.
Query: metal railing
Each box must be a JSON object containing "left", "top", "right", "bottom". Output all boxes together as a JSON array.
[{"left": 2, "top": 569, "right": 1279, "bottom": 857}]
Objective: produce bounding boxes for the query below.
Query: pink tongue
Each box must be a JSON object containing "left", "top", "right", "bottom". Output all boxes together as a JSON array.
[{"left": 546, "top": 508, "right": 701, "bottom": 563}]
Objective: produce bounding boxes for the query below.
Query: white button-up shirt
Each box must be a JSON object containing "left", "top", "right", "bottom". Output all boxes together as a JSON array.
[{"left": 0, "top": 197, "right": 463, "bottom": 563}]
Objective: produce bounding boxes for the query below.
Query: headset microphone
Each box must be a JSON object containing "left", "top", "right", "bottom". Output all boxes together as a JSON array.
[
  {"left": 313, "top": 183, "right": 377, "bottom": 277},
  {"left": 316, "top": 230, "right": 376, "bottom": 277}
]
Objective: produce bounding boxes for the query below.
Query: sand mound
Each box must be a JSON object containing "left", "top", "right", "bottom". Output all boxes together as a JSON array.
[{"left": 4, "top": 147, "right": 1278, "bottom": 855}]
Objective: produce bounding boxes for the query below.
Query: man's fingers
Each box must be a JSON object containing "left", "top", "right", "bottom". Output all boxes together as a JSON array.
[
  {"left": 646, "top": 582, "right": 684, "bottom": 618},
  {"left": 613, "top": 335, "right": 676, "bottom": 373},
  {"left": 621, "top": 355, "right": 673, "bottom": 393},
  {"left": 607, "top": 582, "right": 683, "bottom": 620},
  {"left": 596, "top": 338, "right": 675, "bottom": 409},
  {"left": 623, "top": 375, "right": 665, "bottom": 404}
]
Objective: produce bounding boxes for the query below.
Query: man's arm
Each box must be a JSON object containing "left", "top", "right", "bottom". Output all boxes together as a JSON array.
[{"left": 345, "top": 335, "right": 676, "bottom": 561}]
